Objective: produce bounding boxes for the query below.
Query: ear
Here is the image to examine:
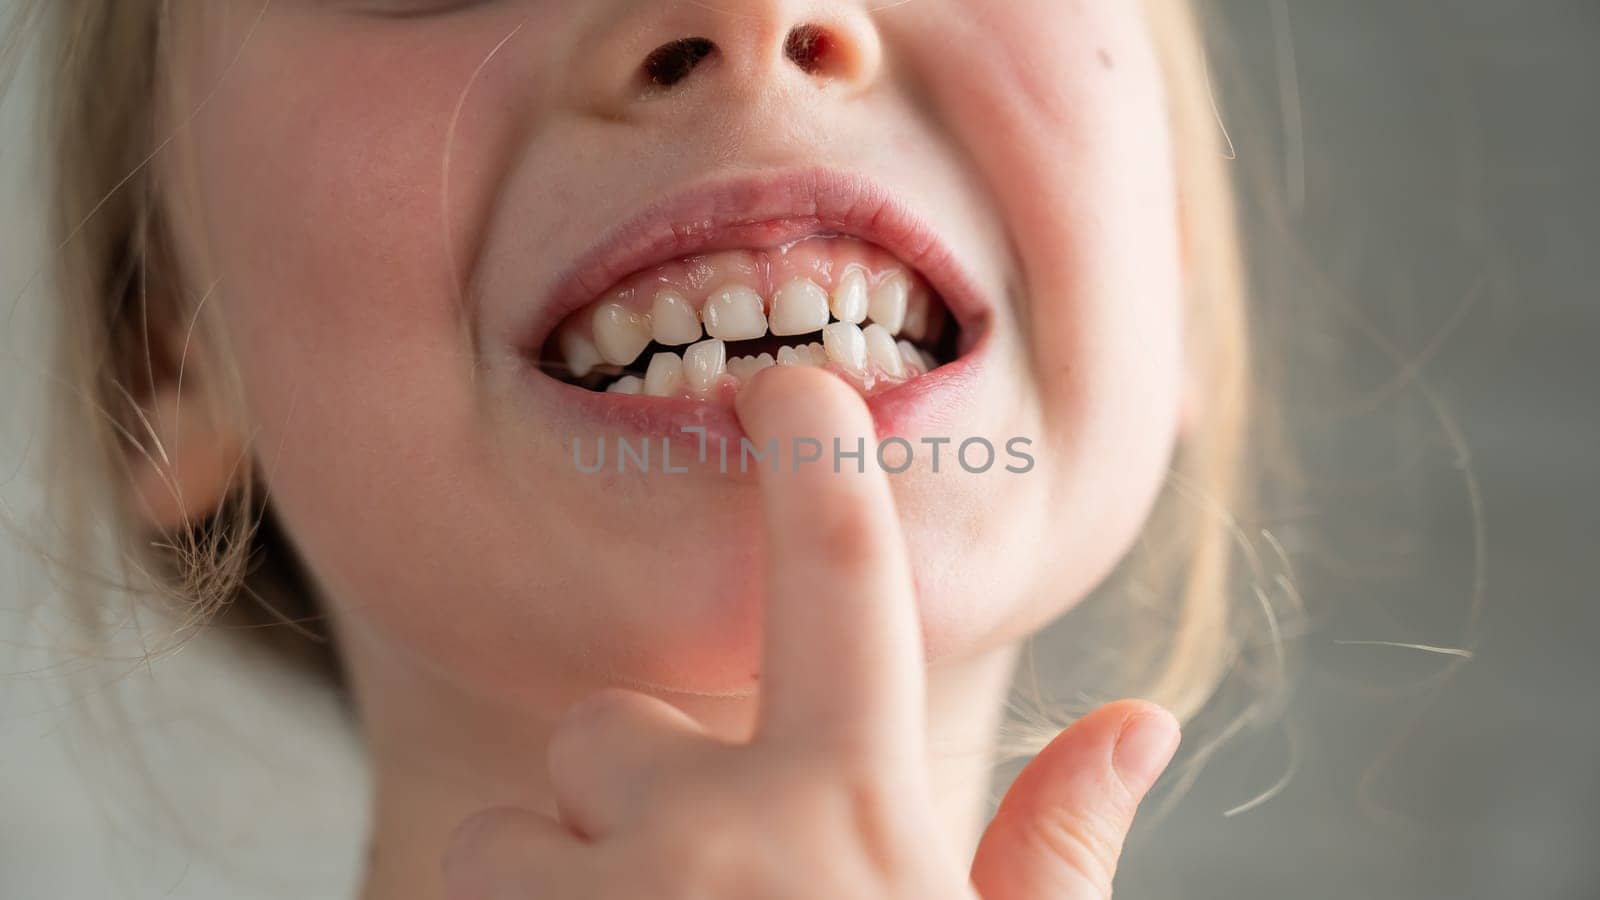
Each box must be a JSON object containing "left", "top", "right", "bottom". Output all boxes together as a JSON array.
[{"left": 125, "top": 343, "right": 248, "bottom": 534}]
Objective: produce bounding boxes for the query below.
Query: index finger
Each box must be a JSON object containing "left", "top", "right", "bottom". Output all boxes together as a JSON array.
[{"left": 734, "top": 366, "right": 926, "bottom": 760}]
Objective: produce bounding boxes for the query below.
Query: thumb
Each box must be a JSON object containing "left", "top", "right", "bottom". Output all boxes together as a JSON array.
[{"left": 970, "top": 700, "right": 1180, "bottom": 899}]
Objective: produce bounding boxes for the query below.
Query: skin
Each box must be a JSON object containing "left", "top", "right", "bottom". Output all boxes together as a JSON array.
[{"left": 141, "top": 1, "right": 1192, "bottom": 896}]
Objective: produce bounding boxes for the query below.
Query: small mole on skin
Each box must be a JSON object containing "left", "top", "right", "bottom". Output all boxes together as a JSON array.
[{"left": 1097, "top": 48, "right": 1115, "bottom": 70}]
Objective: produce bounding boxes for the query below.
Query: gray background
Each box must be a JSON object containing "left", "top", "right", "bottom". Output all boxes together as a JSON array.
[
  {"left": 2, "top": 1, "right": 1596, "bottom": 898},
  {"left": 1115, "top": 2, "right": 1599, "bottom": 899}
]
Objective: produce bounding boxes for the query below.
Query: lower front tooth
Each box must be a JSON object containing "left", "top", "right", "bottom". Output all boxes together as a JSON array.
[
  {"left": 645, "top": 351, "right": 685, "bottom": 397},
  {"left": 594, "top": 302, "right": 653, "bottom": 366},
  {"left": 823, "top": 322, "right": 868, "bottom": 374},
  {"left": 777, "top": 346, "right": 804, "bottom": 367},
  {"left": 607, "top": 375, "right": 644, "bottom": 395},
  {"left": 863, "top": 324, "right": 904, "bottom": 378},
  {"left": 897, "top": 340, "right": 924, "bottom": 375},
  {"left": 683, "top": 339, "right": 727, "bottom": 393}
]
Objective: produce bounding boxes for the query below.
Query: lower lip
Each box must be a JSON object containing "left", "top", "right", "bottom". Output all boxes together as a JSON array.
[{"left": 528, "top": 330, "right": 993, "bottom": 454}]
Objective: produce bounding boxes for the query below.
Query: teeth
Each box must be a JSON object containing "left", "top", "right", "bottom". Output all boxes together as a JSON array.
[
  {"left": 897, "top": 340, "right": 924, "bottom": 375},
  {"left": 607, "top": 375, "right": 643, "bottom": 395},
  {"left": 776, "top": 346, "right": 804, "bottom": 367},
  {"left": 868, "top": 273, "right": 910, "bottom": 335},
  {"left": 558, "top": 328, "right": 603, "bottom": 379},
  {"left": 769, "top": 278, "right": 830, "bottom": 336},
  {"left": 900, "top": 292, "right": 929, "bottom": 342},
  {"left": 704, "top": 285, "right": 768, "bottom": 341},
  {"left": 650, "top": 288, "right": 703, "bottom": 346},
  {"left": 682, "top": 339, "right": 727, "bottom": 394},
  {"left": 752, "top": 352, "right": 776, "bottom": 373},
  {"left": 920, "top": 348, "right": 939, "bottom": 372},
  {"left": 807, "top": 342, "right": 826, "bottom": 366},
  {"left": 830, "top": 269, "right": 869, "bottom": 325},
  {"left": 822, "top": 322, "right": 867, "bottom": 374},
  {"left": 593, "top": 302, "right": 653, "bottom": 366},
  {"left": 863, "top": 324, "right": 904, "bottom": 378},
  {"left": 644, "top": 351, "right": 685, "bottom": 397}
]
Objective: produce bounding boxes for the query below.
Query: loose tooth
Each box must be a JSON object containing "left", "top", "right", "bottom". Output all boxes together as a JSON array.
[
  {"left": 863, "top": 324, "right": 904, "bottom": 378},
  {"left": 650, "top": 288, "right": 702, "bottom": 346},
  {"left": 558, "top": 328, "right": 602, "bottom": 379},
  {"left": 607, "top": 375, "right": 643, "bottom": 395},
  {"left": 807, "top": 342, "right": 827, "bottom": 367},
  {"left": 823, "top": 322, "right": 868, "bottom": 374},
  {"left": 752, "top": 352, "right": 776, "bottom": 372},
  {"left": 868, "top": 273, "right": 910, "bottom": 334},
  {"left": 682, "top": 339, "right": 727, "bottom": 394},
  {"left": 777, "top": 346, "right": 803, "bottom": 367},
  {"left": 830, "top": 269, "right": 869, "bottom": 325},
  {"left": 644, "top": 351, "right": 685, "bottom": 397},
  {"left": 727, "top": 355, "right": 754, "bottom": 381},
  {"left": 704, "top": 285, "right": 768, "bottom": 341},
  {"left": 593, "top": 302, "right": 652, "bottom": 366},
  {"left": 769, "top": 278, "right": 830, "bottom": 336},
  {"left": 898, "top": 339, "right": 924, "bottom": 375},
  {"left": 900, "top": 292, "right": 929, "bottom": 342}
]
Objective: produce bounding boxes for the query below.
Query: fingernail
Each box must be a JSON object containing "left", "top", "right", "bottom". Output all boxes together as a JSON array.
[{"left": 1113, "top": 711, "right": 1181, "bottom": 794}]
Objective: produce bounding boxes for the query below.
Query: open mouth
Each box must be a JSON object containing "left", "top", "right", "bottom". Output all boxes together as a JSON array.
[{"left": 536, "top": 234, "right": 960, "bottom": 405}]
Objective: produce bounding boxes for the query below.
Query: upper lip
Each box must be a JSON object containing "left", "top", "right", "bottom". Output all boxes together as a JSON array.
[{"left": 517, "top": 166, "right": 991, "bottom": 357}]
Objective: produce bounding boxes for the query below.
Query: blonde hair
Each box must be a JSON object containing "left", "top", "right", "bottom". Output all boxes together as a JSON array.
[{"left": 4, "top": 1, "right": 1292, "bottom": 772}]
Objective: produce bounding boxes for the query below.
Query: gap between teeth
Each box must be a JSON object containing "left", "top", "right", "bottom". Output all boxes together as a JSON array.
[{"left": 604, "top": 326, "right": 935, "bottom": 398}]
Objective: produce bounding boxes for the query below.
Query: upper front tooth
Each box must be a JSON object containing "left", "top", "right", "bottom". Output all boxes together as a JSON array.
[
  {"left": 863, "top": 324, "right": 904, "bottom": 378},
  {"left": 651, "top": 288, "right": 703, "bottom": 346},
  {"left": 645, "top": 351, "right": 685, "bottom": 397},
  {"left": 682, "top": 339, "right": 727, "bottom": 394},
  {"left": 900, "top": 291, "right": 929, "bottom": 342},
  {"left": 558, "top": 328, "right": 602, "bottom": 379},
  {"left": 822, "top": 322, "right": 867, "bottom": 374},
  {"left": 868, "top": 273, "right": 910, "bottom": 334},
  {"left": 593, "top": 302, "right": 652, "bottom": 366},
  {"left": 704, "top": 285, "right": 768, "bottom": 341},
  {"left": 769, "top": 278, "right": 830, "bottom": 336},
  {"left": 830, "top": 269, "right": 869, "bottom": 325}
]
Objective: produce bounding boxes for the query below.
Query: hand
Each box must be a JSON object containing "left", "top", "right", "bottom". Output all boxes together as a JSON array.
[{"left": 443, "top": 367, "right": 1180, "bottom": 899}]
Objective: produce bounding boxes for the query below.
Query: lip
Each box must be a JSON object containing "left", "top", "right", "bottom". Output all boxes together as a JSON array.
[{"left": 515, "top": 166, "right": 996, "bottom": 444}]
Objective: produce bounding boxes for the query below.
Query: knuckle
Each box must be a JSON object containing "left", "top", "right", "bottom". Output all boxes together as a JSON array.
[{"left": 995, "top": 803, "right": 1127, "bottom": 894}]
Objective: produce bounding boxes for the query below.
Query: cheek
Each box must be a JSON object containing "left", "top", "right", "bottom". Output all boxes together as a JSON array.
[
  {"left": 889, "top": 2, "right": 1186, "bottom": 636},
  {"left": 927, "top": 2, "right": 1183, "bottom": 455}
]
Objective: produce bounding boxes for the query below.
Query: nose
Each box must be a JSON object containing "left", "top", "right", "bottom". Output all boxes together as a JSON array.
[{"left": 570, "top": 1, "right": 883, "bottom": 117}]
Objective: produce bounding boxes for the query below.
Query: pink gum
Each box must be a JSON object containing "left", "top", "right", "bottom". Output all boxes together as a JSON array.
[{"left": 590, "top": 234, "right": 929, "bottom": 316}]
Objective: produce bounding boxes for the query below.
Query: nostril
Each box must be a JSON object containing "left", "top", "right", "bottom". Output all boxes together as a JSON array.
[
  {"left": 784, "top": 24, "right": 834, "bottom": 75},
  {"left": 642, "top": 37, "right": 716, "bottom": 88}
]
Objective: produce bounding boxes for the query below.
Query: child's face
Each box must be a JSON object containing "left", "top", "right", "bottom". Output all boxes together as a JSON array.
[{"left": 160, "top": 2, "right": 1185, "bottom": 696}]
